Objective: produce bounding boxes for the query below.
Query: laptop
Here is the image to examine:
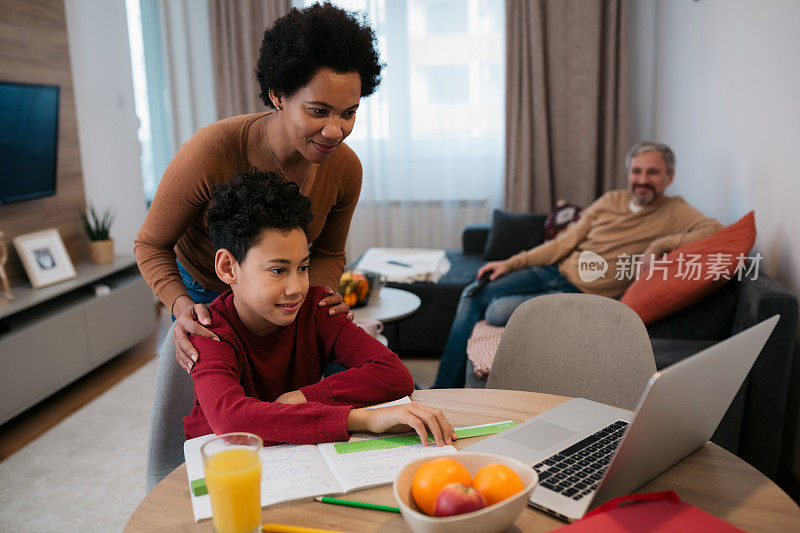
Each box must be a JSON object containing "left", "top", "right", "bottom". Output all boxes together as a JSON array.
[{"left": 465, "top": 314, "right": 779, "bottom": 521}]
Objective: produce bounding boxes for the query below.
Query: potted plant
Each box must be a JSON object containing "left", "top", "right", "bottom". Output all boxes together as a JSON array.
[{"left": 81, "top": 205, "right": 115, "bottom": 264}]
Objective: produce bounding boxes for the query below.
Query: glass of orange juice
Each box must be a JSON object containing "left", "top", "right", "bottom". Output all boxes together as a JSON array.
[{"left": 201, "top": 432, "right": 263, "bottom": 533}]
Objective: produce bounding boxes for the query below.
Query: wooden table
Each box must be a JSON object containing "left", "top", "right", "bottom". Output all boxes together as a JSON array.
[{"left": 125, "top": 389, "right": 800, "bottom": 532}]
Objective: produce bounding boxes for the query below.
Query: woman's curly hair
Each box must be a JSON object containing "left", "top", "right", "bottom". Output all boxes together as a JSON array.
[
  {"left": 207, "top": 169, "right": 313, "bottom": 263},
  {"left": 255, "top": 2, "right": 383, "bottom": 107}
]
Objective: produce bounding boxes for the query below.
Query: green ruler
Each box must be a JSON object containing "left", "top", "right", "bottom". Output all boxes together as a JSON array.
[{"left": 333, "top": 420, "right": 517, "bottom": 454}]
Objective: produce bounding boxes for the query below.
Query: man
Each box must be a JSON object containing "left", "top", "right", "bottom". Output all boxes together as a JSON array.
[{"left": 433, "top": 142, "right": 722, "bottom": 388}]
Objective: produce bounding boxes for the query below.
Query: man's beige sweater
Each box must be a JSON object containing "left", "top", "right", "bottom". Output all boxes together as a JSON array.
[{"left": 505, "top": 190, "right": 722, "bottom": 298}]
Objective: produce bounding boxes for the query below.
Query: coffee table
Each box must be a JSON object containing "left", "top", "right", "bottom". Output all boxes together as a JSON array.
[
  {"left": 351, "top": 288, "right": 421, "bottom": 345},
  {"left": 352, "top": 287, "right": 421, "bottom": 323},
  {"left": 125, "top": 389, "right": 800, "bottom": 532}
]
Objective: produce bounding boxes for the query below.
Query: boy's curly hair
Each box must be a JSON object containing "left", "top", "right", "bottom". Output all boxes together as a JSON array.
[
  {"left": 255, "top": 2, "right": 383, "bottom": 107},
  {"left": 207, "top": 169, "right": 313, "bottom": 263}
]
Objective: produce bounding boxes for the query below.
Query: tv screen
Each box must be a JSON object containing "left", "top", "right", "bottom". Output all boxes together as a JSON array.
[{"left": 0, "top": 81, "right": 60, "bottom": 205}]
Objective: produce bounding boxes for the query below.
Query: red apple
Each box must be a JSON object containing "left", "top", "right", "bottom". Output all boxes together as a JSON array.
[{"left": 433, "top": 482, "right": 486, "bottom": 517}]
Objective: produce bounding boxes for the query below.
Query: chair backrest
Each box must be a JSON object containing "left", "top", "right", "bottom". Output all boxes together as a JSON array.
[
  {"left": 486, "top": 293, "right": 656, "bottom": 410},
  {"left": 145, "top": 322, "right": 196, "bottom": 493}
]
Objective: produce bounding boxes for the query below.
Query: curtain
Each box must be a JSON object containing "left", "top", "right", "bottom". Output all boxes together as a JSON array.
[
  {"left": 208, "top": 0, "right": 291, "bottom": 119},
  {"left": 295, "top": 0, "right": 506, "bottom": 261},
  {"left": 505, "top": 0, "right": 630, "bottom": 213}
]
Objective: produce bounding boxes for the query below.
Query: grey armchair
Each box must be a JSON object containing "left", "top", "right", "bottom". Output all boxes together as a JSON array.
[
  {"left": 487, "top": 293, "right": 656, "bottom": 411},
  {"left": 145, "top": 323, "right": 195, "bottom": 493}
]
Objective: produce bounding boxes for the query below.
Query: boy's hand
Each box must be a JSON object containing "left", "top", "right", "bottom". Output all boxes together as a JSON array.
[
  {"left": 319, "top": 287, "right": 354, "bottom": 321},
  {"left": 274, "top": 390, "right": 308, "bottom": 404},
  {"left": 347, "top": 403, "right": 457, "bottom": 447},
  {"left": 172, "top": 295, "right": 219, "bottom": 373}
]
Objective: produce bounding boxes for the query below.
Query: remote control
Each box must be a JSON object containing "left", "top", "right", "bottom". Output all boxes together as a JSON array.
[{"left": 466, "top": 272, "right": 491, "bottom": 297}]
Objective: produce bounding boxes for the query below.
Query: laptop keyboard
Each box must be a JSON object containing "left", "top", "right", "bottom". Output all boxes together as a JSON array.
[{"left": 533, "top": 420, "right": 628, "bottom": 501}]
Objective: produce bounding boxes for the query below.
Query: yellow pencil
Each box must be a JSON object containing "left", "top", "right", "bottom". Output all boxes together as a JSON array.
[{"left": 261, "top": 524, "right": 345, "bottom": 533}]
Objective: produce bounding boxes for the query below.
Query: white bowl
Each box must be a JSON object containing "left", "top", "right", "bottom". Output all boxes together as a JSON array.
[{"left": 393, "top": 452, "right": 538, "bottom": 533}]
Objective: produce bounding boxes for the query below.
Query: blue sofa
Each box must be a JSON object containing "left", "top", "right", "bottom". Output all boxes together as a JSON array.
[{"left": 384, "top": 222, "right": 798, "bottom": 480}]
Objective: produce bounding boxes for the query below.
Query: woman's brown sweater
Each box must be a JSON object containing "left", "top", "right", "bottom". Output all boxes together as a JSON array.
[{"left": 134, "top": 113, "right": 362, "bottom": 312}]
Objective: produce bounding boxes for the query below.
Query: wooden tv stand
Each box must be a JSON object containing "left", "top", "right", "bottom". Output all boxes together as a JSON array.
[{"left": 0, "top": 255, "right": 156, "bottom": 424}]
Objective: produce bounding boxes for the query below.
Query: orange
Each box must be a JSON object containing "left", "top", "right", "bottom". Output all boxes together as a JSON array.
[
  {"left": 472, "top": 463, "right": 525, "bottom": 506},
  {"left": 411, "top": 458, "right": 472, "bottom": 516}
]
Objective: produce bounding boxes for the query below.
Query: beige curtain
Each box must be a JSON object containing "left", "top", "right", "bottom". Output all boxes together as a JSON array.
[
  {"left": 505, "top": 0, "right": 630, "bottom": 213},
  {"left": 208, "top": 0, "right": 291, "bottom": 119}
]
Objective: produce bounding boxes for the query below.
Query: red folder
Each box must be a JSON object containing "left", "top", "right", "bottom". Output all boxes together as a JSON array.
[{"left": 553, "top": 491, "right": 745, "bottom": 532}]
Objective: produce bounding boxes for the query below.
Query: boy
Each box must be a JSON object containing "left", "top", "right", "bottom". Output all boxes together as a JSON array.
[{"left": 183, "top": 169, "right": 456, "bottom": 447}]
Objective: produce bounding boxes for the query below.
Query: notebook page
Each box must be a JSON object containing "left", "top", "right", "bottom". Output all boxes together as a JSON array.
[
  {"left": 185, "top": 434, "right": 215, "bottom": 522},
  {"left": 185, "top": 436, "right": 343, "bottom": 522},
  {"left": 366, "top": 396, "right": 412, "bottom": 409},
  {"left": 183, "top": 398, "right": 414, "bottom": 521},
  {"left": 259, "top": 443, "right": 343, "bottom": 507},
  {"left": 317, "top": 436, "right": 456, "bottom": 493}
]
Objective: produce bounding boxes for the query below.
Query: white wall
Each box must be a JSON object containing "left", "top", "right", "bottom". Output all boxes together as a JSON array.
[
  {"left": 626, "top": 0, "right": 656, "bottom": 144},
  {"left": 633, "top": 0, "right": 800, "bottom": 478},
  {"left": 64, "top": 0, "right": 147, "bottom": 254},
  {"left": 650, "top": 0, "right": 800, "bottom": 289}
]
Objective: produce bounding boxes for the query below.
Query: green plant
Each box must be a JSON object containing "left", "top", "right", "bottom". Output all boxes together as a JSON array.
[{"left": 80, "top": 205, "right": 115, "bottom": 241}]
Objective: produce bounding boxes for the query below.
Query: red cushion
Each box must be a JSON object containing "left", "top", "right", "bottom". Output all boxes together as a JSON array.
[{"left": 621, "top": 212, "right": 756, "bottom": 325}]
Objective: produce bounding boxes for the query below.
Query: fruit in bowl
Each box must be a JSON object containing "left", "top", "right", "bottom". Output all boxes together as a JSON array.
[
  {"left": 472, "top": 463, "right": 525, "bottom": 506},
  {"left": 411, "top": 458, "right": 473, "bottom": 516},
  {"left": 433, "top": 483, "right": 486, "bottom": 517},
  {"left": 412, "top": 458, "right": 524, "bottom": 517},
  {"left": 394, "top": 453, "right": 538, "bottom": 533}
]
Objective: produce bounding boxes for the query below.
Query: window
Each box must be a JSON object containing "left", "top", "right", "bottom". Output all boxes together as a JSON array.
[
  {"left": 126, "top": 0, "right": 174, "bottom": 205},
  {"left": 298, "top": 0, "right": 505, "bottom": 204}
]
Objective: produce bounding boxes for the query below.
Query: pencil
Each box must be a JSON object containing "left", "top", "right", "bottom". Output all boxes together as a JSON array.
[
  {"left": 262, "top": 524, "right": 344, "bottom": 533},
  {"left": 314, "top": 496, "right": 401, "bottom": 514}
]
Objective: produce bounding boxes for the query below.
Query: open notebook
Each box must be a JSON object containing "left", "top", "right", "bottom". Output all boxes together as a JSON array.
[{"left": 184, "top": 397, "right": 461, "bottom": 522}]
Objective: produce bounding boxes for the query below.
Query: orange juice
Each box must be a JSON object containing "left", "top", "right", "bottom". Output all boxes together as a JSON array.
[{"left": 204, "top": 447, "right": 261, "bottom": 533}]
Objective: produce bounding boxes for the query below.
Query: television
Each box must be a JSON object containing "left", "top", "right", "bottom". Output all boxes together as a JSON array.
[{"left": 0, "top": 81, "right": 60, "bottom": 205}]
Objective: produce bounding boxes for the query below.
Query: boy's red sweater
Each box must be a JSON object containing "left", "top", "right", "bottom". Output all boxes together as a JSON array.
[{"left": 183, "top": 286, "right": 415, "bottom": 445}]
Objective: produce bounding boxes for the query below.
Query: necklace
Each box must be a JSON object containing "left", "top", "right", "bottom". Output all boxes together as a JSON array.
[{"left": 263, "top": 114, "right": 310, "bottom": 192}]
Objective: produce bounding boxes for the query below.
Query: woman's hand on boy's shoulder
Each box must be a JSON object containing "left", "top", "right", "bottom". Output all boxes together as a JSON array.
[
  {"left": 318, "top": 286, "right": 354, "bottom": 321},
  {"left": 346, "top": 403, "right": 457, "bottom": 447},
  {"left": 172, "top": 296, "right": 220, "bottom": 374}
]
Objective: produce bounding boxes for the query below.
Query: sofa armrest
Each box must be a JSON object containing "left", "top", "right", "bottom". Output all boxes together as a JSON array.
[
  {"left": 731, "top": 274, "right": 799, "bottom": 478},
  {"left": 462, "top": 224, "right": 490, "bottom": 256}
]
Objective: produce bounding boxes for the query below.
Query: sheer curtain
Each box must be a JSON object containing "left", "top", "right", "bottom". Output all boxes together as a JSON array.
[
  {"left": 208, "top": 0, "right": 290, "bottom": 119},
  {"left": 299, "top": 0, "right": 506, "bottom": 260}
]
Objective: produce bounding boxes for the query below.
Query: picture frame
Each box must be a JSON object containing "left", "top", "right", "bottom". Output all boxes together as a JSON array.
[{"left": 13, "top": 229, "right": 77, "bottom": 289}]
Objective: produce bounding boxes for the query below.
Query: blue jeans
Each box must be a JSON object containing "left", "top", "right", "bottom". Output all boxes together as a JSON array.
[
  {"left": 433, "top": 264, "right": 580, "bottom": 388},
  {"left": 173, "top": 261, "right": 222, "bottom": 321}
]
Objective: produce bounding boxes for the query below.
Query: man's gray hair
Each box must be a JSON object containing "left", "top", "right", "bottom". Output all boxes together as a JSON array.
[{"left": 625, "top": 142, "right": 676, "bottom": 175}]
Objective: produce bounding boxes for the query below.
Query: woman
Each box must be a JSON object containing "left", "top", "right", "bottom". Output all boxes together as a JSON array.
[{"left": 135, "top": 3, "right": 383, "bottom": 372}]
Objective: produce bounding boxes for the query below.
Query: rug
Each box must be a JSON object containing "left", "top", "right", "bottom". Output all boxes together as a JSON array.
[{"left": 0, "top": 357, "right": 157, "bottom": 532}]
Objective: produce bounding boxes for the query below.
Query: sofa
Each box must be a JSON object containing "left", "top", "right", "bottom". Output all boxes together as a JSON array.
[{"left": 383, "top": 221, "right": 799, "bottom": 480}]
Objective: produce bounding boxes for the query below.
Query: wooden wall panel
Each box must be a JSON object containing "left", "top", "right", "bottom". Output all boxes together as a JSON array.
[{"left": 0, "top": 0, "right": 87, "bottom": 285}]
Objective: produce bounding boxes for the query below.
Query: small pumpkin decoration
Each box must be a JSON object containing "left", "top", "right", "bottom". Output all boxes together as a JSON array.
[{"left": 337, "top": 270, "right": 373, "bottom": 308}]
